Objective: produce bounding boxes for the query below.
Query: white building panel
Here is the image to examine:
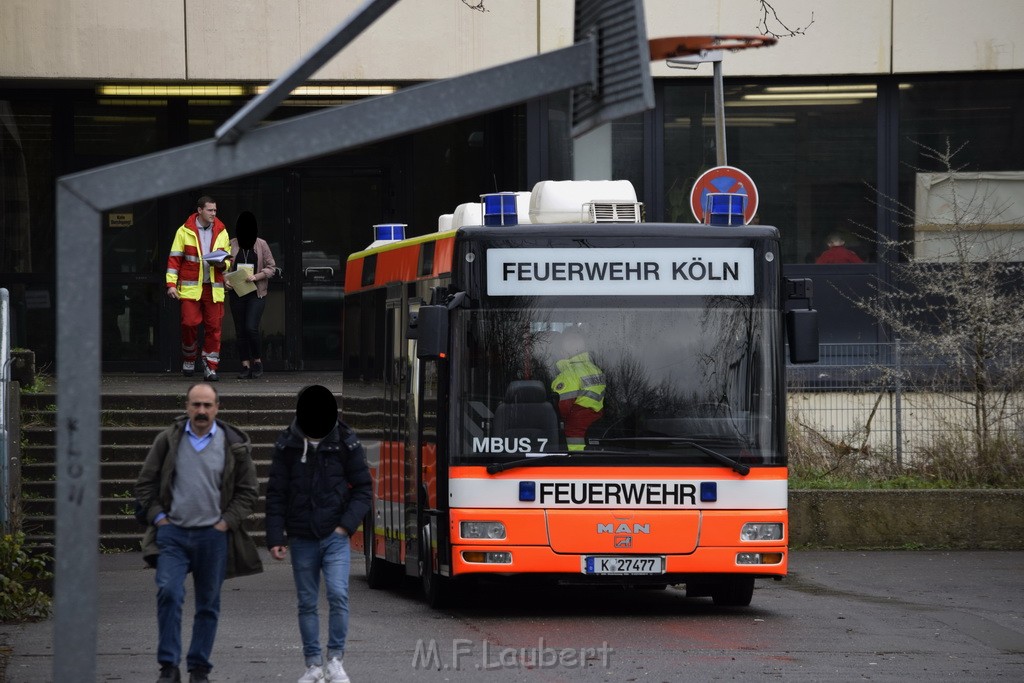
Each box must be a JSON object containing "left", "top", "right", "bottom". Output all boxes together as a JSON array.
[{"left": 894, "top": 0, "right": 1024, "bottom": 73}]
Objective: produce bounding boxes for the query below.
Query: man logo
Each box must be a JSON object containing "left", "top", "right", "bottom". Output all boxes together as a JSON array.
[
  {"left": 614, "top": 535, "right": 632, "bottom": 548},
  {"left": 597, "top": 522, "right": 650, "bottom": 534}
]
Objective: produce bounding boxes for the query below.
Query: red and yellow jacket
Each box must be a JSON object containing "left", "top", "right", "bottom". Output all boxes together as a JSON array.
[{"left": 166, "top": 213, "right": 232, "bottom": 302}]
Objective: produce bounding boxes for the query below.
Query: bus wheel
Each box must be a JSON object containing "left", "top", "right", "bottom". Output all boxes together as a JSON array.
[
  {"left": 364, "top": 527, "right": 398, "bottom": 589},
  {"left": 420, "top": 530, "right": 452, "bottom": 608},
  {"left": 711, "top": 577, "right": 755, "bottom": 607}
]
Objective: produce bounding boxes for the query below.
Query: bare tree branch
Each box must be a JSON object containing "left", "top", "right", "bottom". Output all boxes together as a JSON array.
[
  {"left": 850, "top": 139, "right": 1024, "bottom": 463},
  {"left": 757, "top": 1, "right": 814, "bottom": 38}
]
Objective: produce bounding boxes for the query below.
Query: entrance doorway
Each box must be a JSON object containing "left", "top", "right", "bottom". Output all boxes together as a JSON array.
[
  {"left": 292, "top": 168, "right": 389, "bottom": 370},
  {"left": 101, "top": 165, "right": 392, "bottom": 373}
]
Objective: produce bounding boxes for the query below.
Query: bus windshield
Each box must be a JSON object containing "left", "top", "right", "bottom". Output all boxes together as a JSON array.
[{"left": 452, "top": 300, "right": 783, "bottom": 467}]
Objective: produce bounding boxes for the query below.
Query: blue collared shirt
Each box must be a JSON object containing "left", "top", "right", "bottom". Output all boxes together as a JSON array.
[{"left": 185, "top": 419, "right": 218, "bottom": 451}]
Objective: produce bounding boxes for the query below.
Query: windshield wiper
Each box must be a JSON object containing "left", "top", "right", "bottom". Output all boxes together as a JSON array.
[
  {"left": 487, "top": 454, "right": 569, "bottom": 474},
  {"left": 485, "top": 450, "right": 643, "bottom": 474},
  {"left": 591, "top": 437, "right": 750, "bottom": 476}
]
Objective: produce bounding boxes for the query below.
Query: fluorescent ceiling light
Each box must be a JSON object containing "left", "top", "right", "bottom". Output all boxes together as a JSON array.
[
  {"left": 762, "top": 85, "right": 876, "bottom": 94},
  {"left": 668, "top": 116, "right": 796, "bottom": 127},
  {"left": 728, "top": 98, "right": 867, "bottom": 107},
  {"left": 253, "top": 85, "right": 397, "bottom": 96},
  {"left": 97, "top": 85, "right": 246, "bottom": 96},
  {"left": 97, "top": 84, "right": 397, "bottom": 98},
  {"left": 743, "top": 92, "right": 877, "bottom": 101}
]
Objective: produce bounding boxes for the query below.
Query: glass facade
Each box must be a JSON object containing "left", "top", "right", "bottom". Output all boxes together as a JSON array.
[
  {"left": 1, "top": 74, "right": 1023, "bottom": 368},
  {"left": 898, "top": 76, "right": 1024, "bottom": 262},
  {"left": 1, "top": 99, "right": 55, "bottom": 362},
  {"left": 663, "top": 81, "right": 878, "bottom": 264}
]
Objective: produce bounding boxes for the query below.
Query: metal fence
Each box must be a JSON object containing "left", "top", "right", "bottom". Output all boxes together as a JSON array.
[{"left": 786, "top": 341, "right": 1024, "bottom": 466}]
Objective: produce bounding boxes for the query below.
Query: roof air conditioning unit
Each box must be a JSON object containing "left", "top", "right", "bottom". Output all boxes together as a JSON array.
[{"left": 582, "top": 201, "right": 644, "bottom": 223}]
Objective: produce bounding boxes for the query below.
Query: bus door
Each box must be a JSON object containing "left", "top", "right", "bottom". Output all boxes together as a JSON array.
[
  {"left": 382, "top": 285, "right": 405, "bottom": 565},
  {"left": 416, "top": 353, "right": 446, "bottom": 581}
]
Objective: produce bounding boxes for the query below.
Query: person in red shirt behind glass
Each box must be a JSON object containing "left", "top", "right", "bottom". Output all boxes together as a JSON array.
[{"left": 815, "top": 233, "right": 864, "bottom": 264}]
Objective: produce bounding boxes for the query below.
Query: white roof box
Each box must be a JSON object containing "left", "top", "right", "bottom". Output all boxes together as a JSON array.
[
  {"left": 452, "top": 202, "right": 482, "bottom": 230},
  {"left": 512, "top": 191, "right": 536, "bottom": 225},
  {"left": 438, "top": 213, "right": 454, "bottom": 232},
  {"left": 529, "top": 180, "right": 637, "bottom": 224}
]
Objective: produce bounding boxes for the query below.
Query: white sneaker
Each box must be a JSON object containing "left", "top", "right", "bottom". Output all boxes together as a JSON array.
[
  {"left": 297, "top": 664, "right": 325, "bottom": 683},
  {"left": 325, "top": 657, "right": 350, "bottom": 683},
  {"left": 182, "top": 360, "right": 195, "bottom": 377}
]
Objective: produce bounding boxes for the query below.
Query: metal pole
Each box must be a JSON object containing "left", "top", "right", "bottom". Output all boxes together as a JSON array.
[
  {"left": 713, "top": 59, "right": 727, "bottom": 166},
  {"left": 0, "top": 287, "right": 9, "bottom": 531},
  {"left": 53, "top": 188, "right": 101, "bottom": 682}
]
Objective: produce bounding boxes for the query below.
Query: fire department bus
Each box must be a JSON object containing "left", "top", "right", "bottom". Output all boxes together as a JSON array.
[{"left": 343, "top": 180, "right": 817, "bottom": 608}]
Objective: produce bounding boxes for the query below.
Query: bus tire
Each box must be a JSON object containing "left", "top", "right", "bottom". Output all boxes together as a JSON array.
[
  {"left": 711, "top": 577, "right": 755, "bottom": 607},
  {"left": 364, "top": 526, "right": 399, "bottom": 589},
  {"left": 420, "top": 529, "right": 452, "bottom": 608}
]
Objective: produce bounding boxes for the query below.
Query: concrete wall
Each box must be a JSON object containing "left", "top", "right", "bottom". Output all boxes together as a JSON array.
[
  {"left": 3, "top": 1, "right": 1023, "bottom": 81},
  {"left": 790, "top": 489, "right": 1024, "bottom": 550}
]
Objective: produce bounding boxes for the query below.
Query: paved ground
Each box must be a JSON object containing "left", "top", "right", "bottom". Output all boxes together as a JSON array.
[{"left": 3, "top": 550, "right": 1023, "bottom": 682}]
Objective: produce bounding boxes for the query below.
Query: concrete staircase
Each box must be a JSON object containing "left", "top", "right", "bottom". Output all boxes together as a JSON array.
[{"left": 18, "top": 392, "right": 307, "bottom": 551}]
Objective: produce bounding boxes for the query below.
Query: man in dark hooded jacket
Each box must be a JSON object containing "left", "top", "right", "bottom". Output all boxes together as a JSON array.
[{"left": 265, "top": 384, "right": 373, "bottom": 683}]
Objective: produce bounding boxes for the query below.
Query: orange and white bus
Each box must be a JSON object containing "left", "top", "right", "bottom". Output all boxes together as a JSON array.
[{"left": 343, "top": 180, "right": 817, "bottom": 607}]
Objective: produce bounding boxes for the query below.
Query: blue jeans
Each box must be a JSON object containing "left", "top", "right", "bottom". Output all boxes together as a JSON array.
[
  {"left": 289, "top": 532, "right": 351, "bottom": 666},
  {"left": 154, "top": 524, "right": 228, "bottom": 673}
]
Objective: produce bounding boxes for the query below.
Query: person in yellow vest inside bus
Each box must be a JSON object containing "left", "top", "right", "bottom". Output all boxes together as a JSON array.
[
  {"left": 550, "top": 329, "right": 606, "bottom": 451},
  {"left": 166, "top": 195, "right": 232, "bottom": 381}
]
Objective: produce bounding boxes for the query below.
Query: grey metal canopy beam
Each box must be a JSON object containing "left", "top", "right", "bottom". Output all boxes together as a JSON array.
[
  {"left": 54, "top": 1, "right": 652, "bottom": 679},
  {"left": 215, "top": 0, "right": 401, "bottom": 145}
]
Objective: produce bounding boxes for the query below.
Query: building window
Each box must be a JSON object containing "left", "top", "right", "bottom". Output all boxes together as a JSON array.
[
  {"left": 663, "top": 81, "right": 878, "bottom": 264},
  {"left": 0, "top": 99, "right": 54, "bottom": 355},
  {"left": 898, "top": 76, "right": 1024, "bottom": 263}
]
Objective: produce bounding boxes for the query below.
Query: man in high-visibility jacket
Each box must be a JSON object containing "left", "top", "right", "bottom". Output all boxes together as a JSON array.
[
  {"left": 550, "top": 330, "right": 606, "bottom": 451},
  {"left": 166, "top": 196, "right": 231, "bottom": 381}
]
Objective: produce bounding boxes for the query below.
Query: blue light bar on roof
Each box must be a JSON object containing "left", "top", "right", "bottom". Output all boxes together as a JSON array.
[
  {"left": 373, "top": 223, "right": 406, "bottom": 241},
  {"left": 703, "top": 193, "right": 746, "bottom": 226},
  {"left": 481, "top": 192, "right": 519, "bottom": 226}
]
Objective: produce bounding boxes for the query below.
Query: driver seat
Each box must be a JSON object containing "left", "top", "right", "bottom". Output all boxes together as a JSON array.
[{"left": 492, "top": 380, "right": 561, "bottom": 447}]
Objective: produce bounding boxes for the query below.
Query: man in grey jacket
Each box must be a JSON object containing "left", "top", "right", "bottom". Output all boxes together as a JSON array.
[{"left": 135, "top": 383, "right": 262, "bottom": 683}]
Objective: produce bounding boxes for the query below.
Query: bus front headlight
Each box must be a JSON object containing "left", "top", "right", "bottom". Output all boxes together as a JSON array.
[
  {"left": 741, "top": 522, "right": 783, "bottom": 541},
  {"left": 460, "top": 521, "right": 507, "bottom": 540}
]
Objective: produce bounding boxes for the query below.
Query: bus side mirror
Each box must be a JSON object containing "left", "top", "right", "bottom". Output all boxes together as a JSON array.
[
  {"left": 785, "top": 277, "right": 818, "bottom": 364},
  {"left": 416, "top": 305, "right": 448, "bottom": 359},
  {"left": 786, "top": 309, "right": 819, "bottom": 363}
]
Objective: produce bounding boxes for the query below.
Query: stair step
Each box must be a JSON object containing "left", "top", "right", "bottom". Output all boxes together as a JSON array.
[
  {"left": 23, "top": 408, "right": 302, "bottom": 428},
  {"left": 21, "top": 391, "right": 386, "bottom": 412},
  {"left": 20, "top": 466, "right": 276, "bottom": 493},
  {"left": 16, "top": 383, "right": 378, "bottom": 553},
  {"left": 23, "top": 424, "right": 291, "bottom": 446},
  {"left": 23, "top": 442, "right": 281, "bottom": 464}
]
